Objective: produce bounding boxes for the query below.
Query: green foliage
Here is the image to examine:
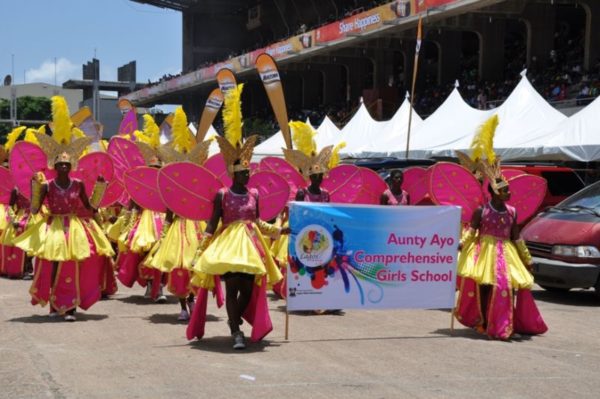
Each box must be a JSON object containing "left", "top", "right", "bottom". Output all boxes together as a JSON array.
[
  {"left": 0, "top": 96, "right": 51, "bottom": 142},
  {"left": 243, "top": 117, "right": 277, "bottom": 140}
]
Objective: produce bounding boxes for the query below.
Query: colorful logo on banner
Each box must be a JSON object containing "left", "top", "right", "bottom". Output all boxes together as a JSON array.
[
  {"left": 287, "top": 203, "right": 461, "bottom": 310},
  {"left": 295, "top": 224, "right": 334, "bottom": 267}
]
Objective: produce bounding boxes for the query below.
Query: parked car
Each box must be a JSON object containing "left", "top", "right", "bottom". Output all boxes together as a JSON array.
[{"left": 521, "top": 180, "right": 600, "bottom": 296}]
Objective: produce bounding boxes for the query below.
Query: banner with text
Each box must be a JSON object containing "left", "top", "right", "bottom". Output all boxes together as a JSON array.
[{"left": 287, "top": 203, "right": 461, "bottom": 311}]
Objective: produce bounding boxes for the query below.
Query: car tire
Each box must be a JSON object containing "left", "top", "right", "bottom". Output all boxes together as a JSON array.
[
  {"left": 594, "top": 277, "right": 600, "bottom": 298},
  {"left": 539, "top": 285, "right": 570, "bottom": 293}
]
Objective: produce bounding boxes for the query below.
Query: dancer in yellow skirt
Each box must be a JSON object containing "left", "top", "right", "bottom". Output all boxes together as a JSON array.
[{"left": 189, "top": 84, "right": 287, "bottom": 349}]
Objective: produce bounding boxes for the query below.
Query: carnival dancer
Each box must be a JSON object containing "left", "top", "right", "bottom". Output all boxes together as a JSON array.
[
  {"left": 380, "top": 169, "right": 410, "bottom": 205},
  {"left": 0, "top": 130, "right": 42, "bottom": 279},
  {"left": 13, "top": 96, "right": 115, "bottom": 321},
  {"left": 454, "top": 116, "right": 547, "bottom": 340},
  {"left": 145, "top": 107, "right": 213, "bottom": 321},
  {"left": 113, "top": 116, "right": 166, "bottom": 303},
  {"left": 188, "top": 84, "right": 286, "bottom": 349}
]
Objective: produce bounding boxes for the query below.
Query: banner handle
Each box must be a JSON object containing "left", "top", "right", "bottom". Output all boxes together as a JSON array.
[{"left": 285, "top": 297, "right": 290, "bottom": 340}]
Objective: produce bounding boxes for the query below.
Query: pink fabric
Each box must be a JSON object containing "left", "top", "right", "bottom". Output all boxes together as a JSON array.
[
  {"left": 382, "top": 188, "right": 409, "bottom": 205},
  {"left": 480, "top": 203, "right": 515, "bottom": 240},
  {"left": 167, "top": 267, "right": 191, "bottom": 298},
  {"left": 454, "top": 278, "right": 483, "bottom": 329},
  {"left": 30, "top": 258, "right": 52, "bottom": 306},
  {"left": 46, "top": 179, "right": 83, "bottom": 214},
  {"left": 514, "top": 290, "right": 548, "bottom": 335},
  {"left": 51, "top": 261, "right": 80, "bottom": 314},
  {"left": 213, "top": 275, "right": 224, "bottom": 308},
  {"left": 1, "top": 245, "right": 26, "bottom": 277},
  {"left": 116, "top": 251, "right": 143, "bottom": 288},
  {"left": 79, "top": 256, "right": 104, "bottom": 310},
  {"left": 186, "top": 287, "right": 209, "bottom": 340},
  {"left": 101, "top": 257, "right": 118, "bottom": 296},
  {"left": 485, "top": 241, "right": 513, "bottom": 339},
  {"left": 243, "top": 276, "right": 273, "bottom": 342},
  {"left": 221, "top": 188, "right": 259, "bottom": 226}
]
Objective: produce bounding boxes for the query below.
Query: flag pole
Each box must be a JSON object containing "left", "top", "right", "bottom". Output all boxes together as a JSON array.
[{"left": 405, "top": 16, "right": 422, "bottom": 159}]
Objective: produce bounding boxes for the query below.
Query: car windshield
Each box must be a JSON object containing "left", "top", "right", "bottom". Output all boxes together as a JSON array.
[{"left": 555, "top": 181, "right": 600, "bottom": 211}]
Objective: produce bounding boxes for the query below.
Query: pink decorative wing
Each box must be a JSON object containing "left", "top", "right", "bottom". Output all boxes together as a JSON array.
[
  {"left": 99, "top": 179, "right": 125, "bottom": 208},
  {"left": 258, "top": 157, "right": 306, "bottom": 201},
  {"left": 501, "top": 168, "right": 525, "bottom": 179},
  {"left": 402, "top": 167, "right": 430, "bottom": 205},
  {"left": 118, "top": 109, "right": 138, "bottom": 135},
  {"left": 8, "top": 141, "right": 49, "bottom": 199},
  {"left": 72, "top": 152, "right": 115, "bottom": 196},
  {"left": 107, "top": 137, "right": 145, "bottom": 182},
  {"left": 354, "top": 167, "right": 387, "bottom": 205},
  {"left": 506, "top": 174, "right": 547, "bottom": 224},
  {"left": 123, "top": 166, "right": 166, "bottom": 213},
  {"left": 0, "top": 167, "right": 15, "bottom": 205},
  {"left": 429, "top": 162, "right": 484, "bottom": 223},
  {"left": 204, "top": 153, "right": 231, "bottom": 187},
  {"left": 248, "top": 171, "right": 290, "bottom": 221},
  {"left": 158, "top": 163, "right": 221, "bottom": 220},
  {"left": 321, "top": 164, "right": 363, "bottom": 203},
  {"left": 250, "top": 162, "right": 260, "bottom": 175}
]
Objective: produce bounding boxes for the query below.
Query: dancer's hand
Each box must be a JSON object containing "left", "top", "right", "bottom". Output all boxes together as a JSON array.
[{"left": 280, "top": 227, "right": 291, "bottom": 235}]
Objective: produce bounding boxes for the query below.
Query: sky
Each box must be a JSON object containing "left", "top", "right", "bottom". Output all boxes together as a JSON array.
[{"left": 0, "top": 0, "right": 182, "bottom": 87}]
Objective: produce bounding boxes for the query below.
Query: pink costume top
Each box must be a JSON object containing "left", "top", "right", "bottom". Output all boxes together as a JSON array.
[
  {"left": 382, "top": 188, "right": 408, "bottom": 205},
  {"left": 300, "top": 187, "right": 330, "bottom": 203},
  {"left": 221, "top": 187, "right": 259, "bottom": 226},
  {"left": 479, "top": 202, "right": 516, "bottom": 240},
  {"left": 46, "top": 179, "right": 84, "bottom": 215}
]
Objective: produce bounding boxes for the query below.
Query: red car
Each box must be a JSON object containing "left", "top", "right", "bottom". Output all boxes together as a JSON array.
[{"left": 521, "top": 180, "right": 600, "bottom": 296}]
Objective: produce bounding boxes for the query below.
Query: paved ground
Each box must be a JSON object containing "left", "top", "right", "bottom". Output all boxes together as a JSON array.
[{"left": 1, "top": 278, "right": 599, "bottom": 399}]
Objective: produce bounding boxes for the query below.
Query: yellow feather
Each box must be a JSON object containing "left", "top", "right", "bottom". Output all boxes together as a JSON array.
[
  {"left": 222, "top": 83, "right": 244, "bottom": 147},
  {"left": 171, "top": 107, "right": 194, "bottom": 154},
  {"left": 4, "top": 126, "right": 26, "bottom": 151},
  {"left": 289, "top": 121, "right": 316, "bottom": 157},
  {"left": 328, "top": 141, "right": 346, "bottom": 169},
  {"left": 142, "top": 114, "right": 160, "bottom": 149},
  {"left": 470, "top": 114, "right": 499, "bottom": 163},
  {"left": 37, "top": 125, "right": 47, "bottom": 135},
  {"left": 72, "top": 127, "right": 85, "bottom": 139},
  {"left": 51, "top": 96, "right": 72, "bottom": 144},
  {"left": 24, "top": 128, "right": 40, "bottom": 146}
]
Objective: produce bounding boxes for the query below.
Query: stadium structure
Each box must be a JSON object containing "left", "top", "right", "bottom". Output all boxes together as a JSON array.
[{"left": 126, "top": 0, "right": 600, "bottom": 122}]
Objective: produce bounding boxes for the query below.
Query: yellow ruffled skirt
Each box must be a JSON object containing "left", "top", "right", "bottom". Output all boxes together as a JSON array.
[
  {"left": 270, "top": 230, "right": 289, "bottom": 266},
  {"left": 119, "top": 209, "right": 162, "bottom": 254},
  {"left": 145, "top": 218, "right": 199, "bottom": 272},
  {"left": 106, "top": 213, "right": 128, "bottom": 243},
  {"left": 13, "top": 214, "right": 115, "bottom": 261},
  {"left": 0, "top": 204, "right": 7, "bottom": 233},
  {"left": 191, "top": 221, "right": 282, "bottom": 289},
  {"left": 458, "top": 235, "right": 534, "bottom": 290}
]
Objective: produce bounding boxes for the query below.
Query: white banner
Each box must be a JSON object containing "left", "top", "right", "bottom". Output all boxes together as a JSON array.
[{"left": 287, "top": 203, "right": 461, "bottom": 311}]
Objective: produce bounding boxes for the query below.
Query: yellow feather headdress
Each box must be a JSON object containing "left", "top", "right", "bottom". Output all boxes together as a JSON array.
[
  {"left": 4, "top": 126, "right": 26, "bottom": 151},
  {"left": 466, "top": 114, "right": 507, "bottom": 194},
  {"left": 35, "top": 96, "right": 91, "bottom": 169},
  {"left": 216, "top": 83, "right": 258, "bottom": 176},
  {"left": 283, "top": 120, "right": 336, "bottom": 178},
  {"left": 156, "top": 108, "right": 212, "bottom": 166}
]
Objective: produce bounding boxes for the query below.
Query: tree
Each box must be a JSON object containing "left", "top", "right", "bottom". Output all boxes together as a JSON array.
[{"left": 0, "top": 96, "right": 51, "bottom": 140}]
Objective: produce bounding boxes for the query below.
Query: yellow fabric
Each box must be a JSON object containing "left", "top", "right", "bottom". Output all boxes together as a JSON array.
[
  {"left": 270, "top": 221, "right": 289, "bottom": 265},
  {"left": 191, "top": 221, "right": 282, "bottom": 288},
  {"left": 0, "top": 204, "right": 9, "bottom": 234},
  {"left": 458, "top": 234, "right": 534, "bottom": 290},
  {"left": 12, "top": 215, "right": 114, "bottom": 261},
  {"left": 145, "top": 217, "right": 198, "bottom": 272},
  {"left": 106, "top": 212, "right": 127, "bottom": 243},
  {"left": 1, "top": 210, "right": 42, "bottom": 245},
  {"left": 123, "top": 209, "right": 162, "bottom": 253}
]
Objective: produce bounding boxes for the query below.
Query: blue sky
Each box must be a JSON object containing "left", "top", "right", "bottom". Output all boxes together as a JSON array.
[{"left": 0, "top": 0, "right": 182, "bottom": 86}]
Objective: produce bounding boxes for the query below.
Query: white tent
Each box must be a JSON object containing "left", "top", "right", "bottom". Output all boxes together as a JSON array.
[
  {"left": 315, "top": 115, "right": 342, "bottom": 148},
  {"left": 542, "top": 96, "right": 600, "bottom": 161},
  {"left": 339, "top": 103, "right": 387, "bottom": 157},
  {"left": 356, "top": 98, "right": 423, "bottom": 157},
  {"left": 404, "top": 88, "right": 493, "bottom": 158},
  {"left": 492, "top": 74, "right": 567, "bottom": 160}
]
